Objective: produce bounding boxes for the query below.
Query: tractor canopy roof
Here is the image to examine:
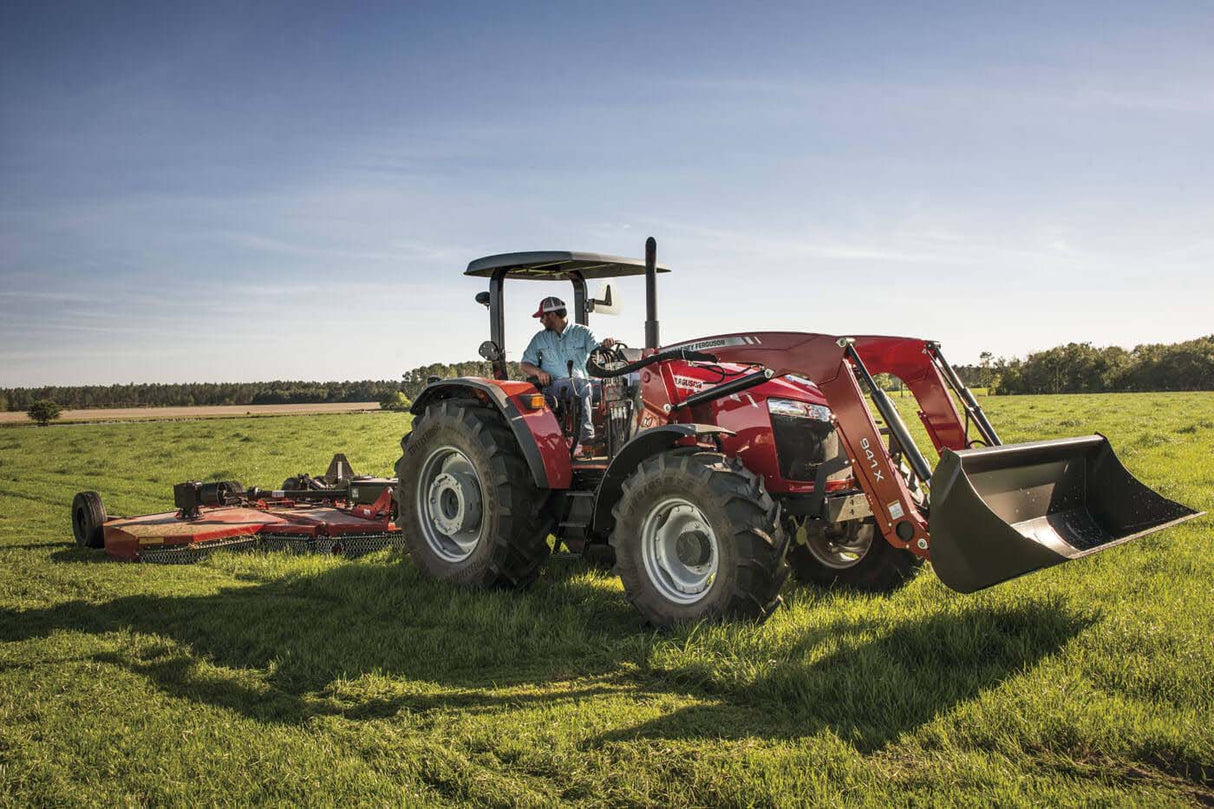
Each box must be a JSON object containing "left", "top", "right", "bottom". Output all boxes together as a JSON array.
[{"left": 465, "top": 251, "right": 671, "bottom": 280}]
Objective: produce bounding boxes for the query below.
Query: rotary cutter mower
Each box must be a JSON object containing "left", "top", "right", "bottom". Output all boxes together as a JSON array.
[{"left": 71, "top": 454, "right": 403, "bottom": 563}]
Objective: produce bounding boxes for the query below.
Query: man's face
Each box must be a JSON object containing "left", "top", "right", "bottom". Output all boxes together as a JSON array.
[{"left": 539, "top": 311, "right": 563, "bottom": 332}]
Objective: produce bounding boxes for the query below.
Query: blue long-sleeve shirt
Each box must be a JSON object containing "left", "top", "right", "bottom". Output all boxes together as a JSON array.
[{"left": 521, "top": 322, "right": 600, "bottom": 380}]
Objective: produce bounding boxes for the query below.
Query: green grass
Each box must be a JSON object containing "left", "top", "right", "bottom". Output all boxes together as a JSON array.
[{"left": 1, "top": 396, "right": 1212, "bottom": 806}]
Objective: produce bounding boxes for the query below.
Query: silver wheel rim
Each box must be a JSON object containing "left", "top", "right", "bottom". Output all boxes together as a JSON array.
[
  {"left": 640, "top": 497, "right": 719, "bottom": 605},
  {"left": 416, "top": 445, "right": 484, "bottom": 563},
  {"left": 806, "top": 521, "right": 873, "bottom": 570}
]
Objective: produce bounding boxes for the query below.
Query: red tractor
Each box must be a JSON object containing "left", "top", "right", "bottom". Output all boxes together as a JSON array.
[{"left": 395, "top": 239, "right": 1200, "bottom": 625}]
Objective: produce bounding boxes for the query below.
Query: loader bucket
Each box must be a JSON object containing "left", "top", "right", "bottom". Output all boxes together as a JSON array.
[{"left": 928, "top": 434, "right": 1202, "bottom": 593}]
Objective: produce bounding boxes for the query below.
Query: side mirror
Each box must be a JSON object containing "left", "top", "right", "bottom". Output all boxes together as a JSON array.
[
  {"left": 587, "top": 282, "right": 620, "bottom": 315},
  {"left": 475, "top": 291, "right": 491, "bottom": 308}
]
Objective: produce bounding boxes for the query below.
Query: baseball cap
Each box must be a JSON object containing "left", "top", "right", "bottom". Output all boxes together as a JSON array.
[{"left": 532, "top": 296, "right": 566, "bottom": 317}]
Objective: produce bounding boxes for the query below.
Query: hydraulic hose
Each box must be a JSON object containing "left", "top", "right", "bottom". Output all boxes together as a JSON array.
[{"left": 586, "top": 347, "right": 719, "bottom": 379}]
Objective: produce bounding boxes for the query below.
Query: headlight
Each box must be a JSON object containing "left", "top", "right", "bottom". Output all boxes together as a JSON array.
[{"left": 767, "top": 398, "right": 832, "bottom": 422}]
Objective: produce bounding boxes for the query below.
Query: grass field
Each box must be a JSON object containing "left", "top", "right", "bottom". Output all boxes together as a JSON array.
[{"left": 1, "top": 394, "right": 1211, "bottom": 806}]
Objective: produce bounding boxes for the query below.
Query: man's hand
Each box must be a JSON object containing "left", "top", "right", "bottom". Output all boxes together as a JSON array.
[
  {"left": 601, "top": 337, "right": 616, "bottom": 349},
  {"left": 519, "top": 361, "right": 550, "bottom": 386}
]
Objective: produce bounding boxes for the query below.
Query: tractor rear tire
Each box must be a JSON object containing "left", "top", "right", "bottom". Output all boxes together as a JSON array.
[
  {"left": 610, "top": 451, "right": 789, "bottom": 626},
  {"left": 788, "top": 518, "right": 922, "bottom": 592},
  {"left": 71, "top": 491, "right": 107, "bottom": 549},
  {"left": 395, "top": 400, "right": 552, "bottom": 588}
]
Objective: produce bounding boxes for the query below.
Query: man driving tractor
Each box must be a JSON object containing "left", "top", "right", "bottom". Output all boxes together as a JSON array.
[{"left": 518, "top": 295, "right": 616, "bottom": 458}]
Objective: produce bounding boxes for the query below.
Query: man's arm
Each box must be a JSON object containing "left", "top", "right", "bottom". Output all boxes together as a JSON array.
[
  {"left": 520, "top": 334, "right": 550, "bottom": 386},
  {"left": 576, "top": 327, "right": 615, "bottom": 380},
  {"left": 583, "top": 326, "right": 616, "bottom": 353},
  {"left": 519, "top": 361, "right": 550, "bottom": 386}
]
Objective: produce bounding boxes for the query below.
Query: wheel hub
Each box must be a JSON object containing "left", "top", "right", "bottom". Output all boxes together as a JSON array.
[
  {"left": 416, "top": 446, "right": 485, "bottom": 562},
  {"left": 427, "top": 471, "right": 482, "bottom": 535},
  {"left": 641, "top": 498, "right": 719, "bottom": 604},
  {"left": 805, "top": 520, "right": 874, "bottom": 569},
  {"left": 675, "top": 530, "right": 712, "bottom": 567}
]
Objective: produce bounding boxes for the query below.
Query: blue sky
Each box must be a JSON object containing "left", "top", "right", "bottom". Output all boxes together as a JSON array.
[{"left": 2, "top": 1, "right": 1211, "bottom": 386}]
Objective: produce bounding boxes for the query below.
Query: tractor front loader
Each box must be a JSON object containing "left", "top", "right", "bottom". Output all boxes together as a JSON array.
[
  {"left": 393, "top": 239, "right": 1202, "bottom": 625},
  {"left": 665, "top": 331, "right": 1201, "bottom": 594}
]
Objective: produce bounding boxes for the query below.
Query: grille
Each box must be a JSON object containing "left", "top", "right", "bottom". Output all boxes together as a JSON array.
[{"left": 771, "top": 415, "right": 837, "bottom": 481}]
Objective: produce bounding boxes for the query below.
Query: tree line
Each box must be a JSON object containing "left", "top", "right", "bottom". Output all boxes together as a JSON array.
[
  {"left": 876, "top": 337, "right": 1212, "bottom": 394},
  {"left": 3, "top": 337, "right": 1209, "bottom": 412},
  {"left": 1, "top": 380, "right": 406, "bottom": 412},
  {"left": 1, "top": 362, "right": 522, "bottom": 412},
  {"left": 987, "top": 334, "right": 1214, "bottom": 394}
]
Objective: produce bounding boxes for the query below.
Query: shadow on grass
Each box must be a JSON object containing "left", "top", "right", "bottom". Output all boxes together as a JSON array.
[
  {"left": 47, "top": 546, "right": 115, "bottom": 563},
  {"left": 1, "top": 542, "right": 77, "bottom": 553},
  {"left": 0, "top": 558, "right": 1093, "bottom": 750},
  {"left": 595, "top": 597, "right": 1096, "bottom": 752},
  {"left": 1, "top": 558, "right": 644, "bottom": 719}
]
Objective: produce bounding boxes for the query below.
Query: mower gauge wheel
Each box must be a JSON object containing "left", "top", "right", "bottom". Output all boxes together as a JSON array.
[{"left": 71, "top": 491, "right": 107, "bottom": 549}]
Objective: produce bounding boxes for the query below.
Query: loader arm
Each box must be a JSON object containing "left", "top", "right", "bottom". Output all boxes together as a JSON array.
[
  {"left": 673, "top": 331, "right": 944, "bottom": 557},
  {"left": 669, "top": 331, "right": 1201, "bottom": 590}
]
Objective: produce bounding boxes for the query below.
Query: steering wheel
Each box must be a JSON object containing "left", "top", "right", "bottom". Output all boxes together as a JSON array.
[
  {"left": 586, "top": 343, "right": 626, "bottom": 379},
  {"left": 592, "top": 342, "right": 626, "bottom": 364}
]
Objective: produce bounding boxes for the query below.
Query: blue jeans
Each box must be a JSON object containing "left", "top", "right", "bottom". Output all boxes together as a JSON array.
[{"left": 547, "top": 377, "right": 594, "bottom": 444}]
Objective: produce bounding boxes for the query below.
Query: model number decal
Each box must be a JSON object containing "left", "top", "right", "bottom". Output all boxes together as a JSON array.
[{"left": 859, "top": 437, "right": 885, "bottom": 482}]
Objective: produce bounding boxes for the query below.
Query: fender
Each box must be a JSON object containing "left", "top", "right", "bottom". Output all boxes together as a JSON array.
[
  {"left": 410, "top": 378, "right": 572, "bottom": 489},
  {"left": 590, "top": 424, "right": 735, "bottom": 536}
]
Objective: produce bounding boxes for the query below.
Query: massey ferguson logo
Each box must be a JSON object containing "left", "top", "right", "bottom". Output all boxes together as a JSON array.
[
  {"left": 672, "top": 375, "right": 707, "bottom": 391},
  {"left": 860, "top": 437, "right": 885, "bottom": 482},
  {"left": 670, "top": 335, "right": 763, "bottom": 352}
]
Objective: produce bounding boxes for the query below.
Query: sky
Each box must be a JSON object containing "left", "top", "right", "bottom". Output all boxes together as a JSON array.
[{"left": 2, "top": 0, "right": 1211, "bottom": 387}]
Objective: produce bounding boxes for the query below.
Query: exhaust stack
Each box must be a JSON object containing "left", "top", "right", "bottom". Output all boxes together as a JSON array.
[{"left": 644, "top": 236, "right": 659, "bottom": 349}]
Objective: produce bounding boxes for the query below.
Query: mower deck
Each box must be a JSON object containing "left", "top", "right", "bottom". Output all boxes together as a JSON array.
[
  {"left": 68, "top": 454, "right": 405, "bottom": 563},
  {"left": 103, "top": 502, "right": 401, "bottom": 562}
]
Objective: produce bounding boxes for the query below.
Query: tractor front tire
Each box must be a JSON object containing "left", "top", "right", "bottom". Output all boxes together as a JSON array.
[
  {"left": 788, "top": 518, "right": 922, "bottom": 592},
  {"left": 610, "top": 451, "right": 789, "bottom": 626},
  {"left": 395, "top": 400, "right": 551, "bottom": 587}
]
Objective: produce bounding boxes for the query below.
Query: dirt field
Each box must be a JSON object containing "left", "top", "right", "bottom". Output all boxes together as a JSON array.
[{"left": 0, "top": 401, "right": 383, "bottom": 424}]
